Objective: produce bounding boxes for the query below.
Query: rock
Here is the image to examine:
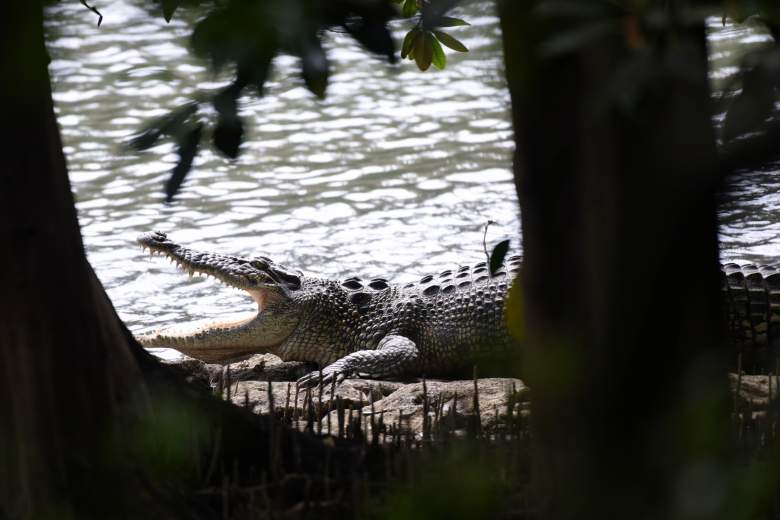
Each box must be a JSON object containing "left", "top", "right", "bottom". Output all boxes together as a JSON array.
[
  {"left": 162, "top": 355, "right": 222, "bottom": 387},
  {"left": 228, "top": 378, "right": 406, "bottom": 417},
  {"left": 316, "top": 379, "right": 405, "bottom": 408},
  {"left": 321, "top": 378, "right": 529, "bottom": 440},
  {"left": 729, "top": 373, "right": 780, "bottom": 409},
  {"left": 164, "top": 353, "right": 315, "bottom": 386},
  {"left": 167, "top": 357, "right": 780, "bottom": 441},
  {"left": 343, "top": 379, "right": 406, "bottom": 400},
  {"left": 223, "top": 353, "right": 314, "bottom": 382},
  {"left": 169, "top": 355, "right": 531, "bottom": 439},
  {"left": 261, "top": 359, "right": 317, "bottom": 381},
  {"left": 228, "top": 380, "right": 299, "bottom": 414}
]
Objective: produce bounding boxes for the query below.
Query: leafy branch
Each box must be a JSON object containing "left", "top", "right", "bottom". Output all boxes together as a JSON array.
[
  {"left": 124, "top": 0, "right": 470, "bottom": 201},
  {"left": 395, "top": 0, "right": 470, "bottom": 70}
]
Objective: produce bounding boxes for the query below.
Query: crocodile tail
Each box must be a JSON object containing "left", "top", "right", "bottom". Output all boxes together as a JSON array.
[{"left": 722, "top": 263, "right": 780, "bottom": 372}]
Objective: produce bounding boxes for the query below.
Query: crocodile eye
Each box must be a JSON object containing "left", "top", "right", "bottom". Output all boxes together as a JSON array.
[
  {"left": 269, "top": 267, "right": 302, "bottom": 290},
  {"left": 250, "top": 259, "right": 269, "bottom": 270}
]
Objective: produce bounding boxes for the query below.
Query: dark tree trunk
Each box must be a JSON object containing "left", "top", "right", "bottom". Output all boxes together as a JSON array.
[
  {"left": 0, "top": 3, "right": 344, "bottom": 517},
  {"left": 498, "top": 3, "right": 731, "bottom": 517},
  {"left": 0, "top": 2, "right": 146, "bottom": 514}
]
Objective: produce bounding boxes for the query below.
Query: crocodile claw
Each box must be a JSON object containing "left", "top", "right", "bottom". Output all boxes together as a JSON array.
[{"left": 296, "top": 367, "right": 347, "bottom": 389}]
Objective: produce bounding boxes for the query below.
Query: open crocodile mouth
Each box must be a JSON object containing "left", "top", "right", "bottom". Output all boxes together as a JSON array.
[
  {"left": 135, "top": 231, "right": 293, "bottom": 363},
  {"left": 137, "top": 231, "right": 272, "bottom": 292}
]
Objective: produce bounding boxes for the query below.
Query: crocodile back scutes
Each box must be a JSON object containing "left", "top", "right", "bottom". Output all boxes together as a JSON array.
[
  {"left": 721, "top": 263, "right": 780, "bottom": 370},
  {"left": 283, "top": 257, "right": 521, "bottom": 370}
]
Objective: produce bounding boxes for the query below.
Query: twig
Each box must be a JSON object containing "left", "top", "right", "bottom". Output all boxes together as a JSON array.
[
  {"left": 482, "top": 220, "right": 496, "bottom": 267},
  {"left": 80, "top": 0, "right": 103, "bottom": 27}
]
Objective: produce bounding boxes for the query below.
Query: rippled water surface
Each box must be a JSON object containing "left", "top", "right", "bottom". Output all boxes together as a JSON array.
[
  {"left": 709, "top": 18, "right": 780, "bottom": 265},
  {"left": 45, "top": 0, "right": 516, "bottom": 355},
  {"left": 44, "top": 4, "right": 780, "bottom": 358}
]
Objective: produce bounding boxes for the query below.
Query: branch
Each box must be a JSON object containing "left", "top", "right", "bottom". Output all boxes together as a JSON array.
[
  {"left": 719, "top": 119, "right": 780, "bottom": 179},
  {"left": 80, "top": 0, "right": 103, "bottom": 27}
]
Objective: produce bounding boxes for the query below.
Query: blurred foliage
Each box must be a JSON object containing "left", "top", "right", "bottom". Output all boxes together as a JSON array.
[
  {"left": 373, "top": 443, "right": 510, "bottom": 519},
  {"left": 523, "top": 0, "right": 780, "bottom": 177},
  {"left": 120, "top": 0, "right": 470, "bottom": 201},
  {"left": 104, "top": 396, "right": 210, "bottom": 486},
  {"left": 505, "top": 279, "right": 525, "bottom": 344},
  {"left": 112, "top": 0, "right": 780, "bottom": 201}
]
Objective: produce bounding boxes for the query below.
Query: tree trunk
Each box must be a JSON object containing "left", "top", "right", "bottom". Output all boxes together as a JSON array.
[
  {"left": 0, "top": 2, "right": 147, "bottom": 514},
  {"left": 0, "top": 3, "right": 342, "bottom": 517},
  {"left": 498, "top": 3, "right": 731, "bottom": 517}
]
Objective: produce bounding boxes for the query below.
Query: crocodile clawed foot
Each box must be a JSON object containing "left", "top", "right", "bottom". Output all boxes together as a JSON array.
[{"left": 296, "top": 367, "right": 347, "bottom": 390}]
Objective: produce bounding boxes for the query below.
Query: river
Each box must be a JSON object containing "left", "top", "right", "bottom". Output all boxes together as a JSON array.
[{"left": 43, "top": 2, "right": 779, "bottom": 359}]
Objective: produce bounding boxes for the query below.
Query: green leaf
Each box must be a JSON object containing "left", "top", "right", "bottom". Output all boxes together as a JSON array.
[
  {"left": 415, "top": 32, "right": 434, "bottom": 71},
  {"left": 238, "top": 47, "right": 275, "bottom": 96},
  {"left": 213, "top": 116, "right": 243, "bottom": 159},
  {"left": 213, "top": 86, "right": 238, "bottom": 119},
  {"left": 300, "top": 38, "right": 329, "bottom": 99},
  {"left": 128, "top": 128, "right": 162, "bottom": 151},
  {"left": 128, "top": 102, "right": 198, "bottom": 151},
  {"left": 438, "top": 16, "right": 469, "bottom": 27},
  {"left": 161, "top": 0, "right": 180, "bottom": 22},
  {"left": 489, "top": 240, "right": 510, "bottom": 277},
  {"left": 344, "top": 16, "right": 396, "bottom": 64},
  {"left": 212, "top": 85, "right": 243, "bottom": 158},
  {"left": 401, "top": 27, "right": 421, "bottom": 59},
  {"left": 402, "top": 0, "right": 418, "bottom": 18},
  {"left": 433, "top": 30, "right": 468, "bottom": 53},
  {"left": 166, "top": 123, "right": 202, "bottom": 202},
  {"left": 723, "top": 65, "right": 776, "bottom": 142},
  {"left": 191, "top": 10, "right": 231, "bottom": 72},
  {"left": 430, "top": 36, "right": 446, "bottom": 69}
]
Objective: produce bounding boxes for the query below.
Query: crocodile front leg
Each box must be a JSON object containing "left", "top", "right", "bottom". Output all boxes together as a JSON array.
[{"left": 297, "top": 335, "right": 419, "bottom": 388}]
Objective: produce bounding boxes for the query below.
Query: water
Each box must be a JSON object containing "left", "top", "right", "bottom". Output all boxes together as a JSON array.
[
  {"left": 43, "top": 3, "right": 780, "bottom": 359},
  {"left": 708, "top": 17, "right": 780, "bottom": 265},
  {"left": 45, "top": 0, "right": 516, "bottom": 358}
]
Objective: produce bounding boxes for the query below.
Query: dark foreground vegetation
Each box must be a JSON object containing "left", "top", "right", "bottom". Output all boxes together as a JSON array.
[{"left": 7, "top": 0, "right": 780, "bottom": 518}]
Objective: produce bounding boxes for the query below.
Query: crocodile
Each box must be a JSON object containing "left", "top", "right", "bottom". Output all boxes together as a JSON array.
[
  {"left": 721, "top": 262, "right": 780, "bottom": 371},
  {"left": 135, "top": 232, "right": 780, "bottom": 382},
  {"left": 136, "top": 231, "right": 521, "bottom": 386}
]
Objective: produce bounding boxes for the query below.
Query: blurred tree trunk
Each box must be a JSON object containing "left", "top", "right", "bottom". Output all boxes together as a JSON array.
[
  {"left": 498, "top": 3, "right": 731, "bottom": 517},
  {"left": 0, "top": 3, "right": 336, "bottom": 517}
]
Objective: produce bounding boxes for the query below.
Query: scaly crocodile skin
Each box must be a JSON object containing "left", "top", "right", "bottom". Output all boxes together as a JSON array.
[
  {"left": 722, "top": 263, "right": 780, "bottom": 370},
  {"left": 136, "top": 231, "right": 521, "bottom": 385}
]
